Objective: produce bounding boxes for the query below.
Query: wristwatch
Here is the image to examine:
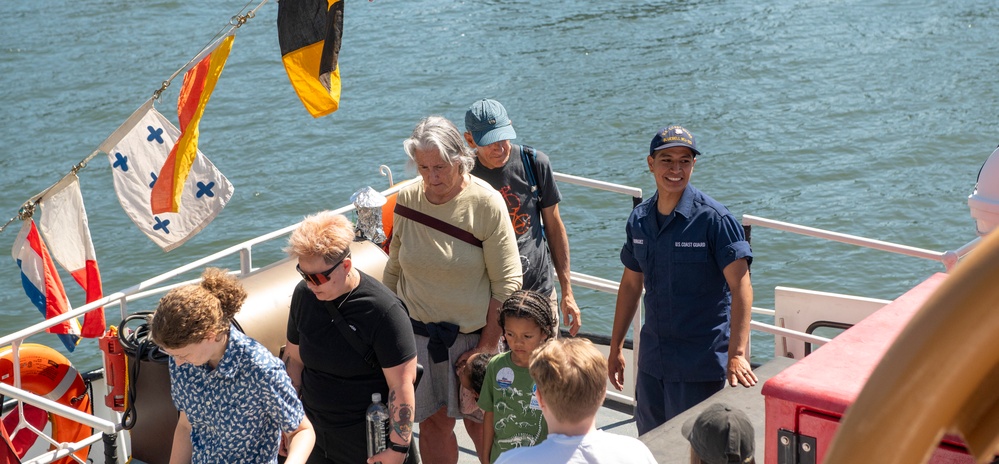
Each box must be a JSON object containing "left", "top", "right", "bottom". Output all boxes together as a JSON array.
[{"left": 388, "top": 440, "right": 410, "bottom": 454}]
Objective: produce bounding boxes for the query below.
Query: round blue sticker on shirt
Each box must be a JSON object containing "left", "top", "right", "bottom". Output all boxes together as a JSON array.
[{"left": 496, "top": 367, "right": 514, "bottom": 389}]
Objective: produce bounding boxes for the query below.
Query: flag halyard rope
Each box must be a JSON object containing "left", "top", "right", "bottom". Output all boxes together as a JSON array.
[{"left": 1, "top": 0, "right": 269, "bottom": 236}]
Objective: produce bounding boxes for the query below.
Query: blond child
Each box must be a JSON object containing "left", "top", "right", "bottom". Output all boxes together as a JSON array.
[{"left": 495, "top": 338, "right": 656, "bottom": 464}]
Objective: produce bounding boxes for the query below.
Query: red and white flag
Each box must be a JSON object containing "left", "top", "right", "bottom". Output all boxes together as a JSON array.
[{"left": 37, "top": 174, "right": 106, "bottom": 338}]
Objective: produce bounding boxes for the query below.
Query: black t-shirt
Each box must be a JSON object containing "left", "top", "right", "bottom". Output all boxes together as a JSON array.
[{"left": 287, "top": 271, "right": 417, "bottom": 429}]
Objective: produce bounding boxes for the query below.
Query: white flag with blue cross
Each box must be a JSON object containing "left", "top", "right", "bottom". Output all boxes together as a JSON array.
[{"left": 102, "top": 99, "right": 234, "bottom": 252}]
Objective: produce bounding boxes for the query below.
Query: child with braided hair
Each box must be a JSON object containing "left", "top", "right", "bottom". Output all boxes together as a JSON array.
[{"left": 477, "top": 290, "right": 555, "bottom": 463}]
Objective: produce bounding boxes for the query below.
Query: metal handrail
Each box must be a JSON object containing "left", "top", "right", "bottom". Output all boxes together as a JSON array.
[
  {"left": 0, "top": 383, "right": 117, "bottom": 434},
  {"left": 750, "top": 320, "right": 831, "bottom": 347},
  {"left": 554, "top": 172, "right": 643, "bottom": 199},
  {"left": 22, "top": 432, "right": 104, "bottom": 464},
  {"left": 742, "top": 214, "right": 980, "bottom": 271}
]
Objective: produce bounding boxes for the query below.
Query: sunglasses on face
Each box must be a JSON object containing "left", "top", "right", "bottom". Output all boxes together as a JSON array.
[{"left": 296, "top": 253, "right": 350, "bottom": 285}]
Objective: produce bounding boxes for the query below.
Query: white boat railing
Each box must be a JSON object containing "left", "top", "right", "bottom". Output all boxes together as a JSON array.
[
  {"left": 749, "top": 319, "right": 831, "bottom": 347},
  {"left": 742, "top": 214, "right": 980, "bottom": 271},
  {"left": 553, "top": 172, "right": 645, "bottom": 200},
  {"left": 2, "top": 172, "right": 897, "bottom": 463}
]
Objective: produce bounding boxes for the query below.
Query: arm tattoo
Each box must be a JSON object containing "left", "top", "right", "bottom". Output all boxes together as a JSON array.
[{"left": 388, "top": 389, "right": 414, "bottom": 442}]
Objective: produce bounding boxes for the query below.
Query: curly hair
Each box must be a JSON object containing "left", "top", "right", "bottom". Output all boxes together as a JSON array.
[
  {"left": 499, "top": 289, "right": 555, "bottom": 340},
  {"left": 403, "top": 116, "right": 476, "bottom": 175},
  {"left": 284, "top": 211, "right": 355, "bottom": 264},
  {"left": 149, "top": 268, "right": 247, "bottom": 349},
  {"left": 466, "top": 352, "right": 492, "bottom": 395}
]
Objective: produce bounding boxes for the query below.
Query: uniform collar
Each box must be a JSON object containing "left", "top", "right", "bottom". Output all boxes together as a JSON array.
[
  {"left": 674, "top": 184, "right": 696, "bottom": 218},
  {"left": 646, "top": 184, "right": 697, "bottom": 219}
]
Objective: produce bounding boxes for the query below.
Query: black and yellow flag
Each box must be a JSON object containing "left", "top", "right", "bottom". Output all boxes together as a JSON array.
[{"left": 277, "top": 0, "right": 343, "bottom": 118}]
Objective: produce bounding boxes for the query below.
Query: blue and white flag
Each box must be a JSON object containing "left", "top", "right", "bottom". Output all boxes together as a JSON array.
[{"left": 101, "top": 99, "right": 234, "bottom": 252}]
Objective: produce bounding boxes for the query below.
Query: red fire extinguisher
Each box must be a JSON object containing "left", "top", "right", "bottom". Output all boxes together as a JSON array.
[{"left": 99, "top": 326, "right": 128, "bottom": 412}]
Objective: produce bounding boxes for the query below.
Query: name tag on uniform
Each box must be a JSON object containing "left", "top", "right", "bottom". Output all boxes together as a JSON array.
[{"left": 633, "top": 239, "right": 644, "bottom": 245}]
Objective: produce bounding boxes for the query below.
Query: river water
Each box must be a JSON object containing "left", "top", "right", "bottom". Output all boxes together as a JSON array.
[{"left": 1, "top": 0, "right": 996, "bottom": 370}]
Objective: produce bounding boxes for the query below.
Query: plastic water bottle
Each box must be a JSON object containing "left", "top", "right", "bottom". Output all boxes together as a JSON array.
[{"left": 366, "top": 392, "right": 390, "bottom": 458}]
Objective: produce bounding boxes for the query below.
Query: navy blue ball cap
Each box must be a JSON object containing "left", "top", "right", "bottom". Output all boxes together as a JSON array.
[{"left": 650, "top": 125, "right": 700, "bottom": 157}]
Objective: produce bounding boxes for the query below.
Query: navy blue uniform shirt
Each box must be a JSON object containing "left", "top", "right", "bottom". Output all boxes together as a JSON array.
[{"left": 620, "top": 185, "right": 752, "bottom": 382}]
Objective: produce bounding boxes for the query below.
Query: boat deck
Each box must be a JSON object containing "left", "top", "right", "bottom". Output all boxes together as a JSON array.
[
  {"left": 640, "top": 357, "right": 795, "bottom": 463},
  {"left": 425, "top": 396, "right": 641, "bottom": 464},
  {"left": 432, "top": 356, "right": 793, "bottom": 463}
]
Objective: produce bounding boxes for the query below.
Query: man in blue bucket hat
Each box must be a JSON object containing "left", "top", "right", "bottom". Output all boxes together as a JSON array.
[{"left": 608, "top": 125, "right": 756, "bottom": 435}]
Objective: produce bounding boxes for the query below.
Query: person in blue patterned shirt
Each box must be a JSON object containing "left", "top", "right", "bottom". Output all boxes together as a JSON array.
[{"left": 150, "top": 267, "right": 315, "bottom": 464}]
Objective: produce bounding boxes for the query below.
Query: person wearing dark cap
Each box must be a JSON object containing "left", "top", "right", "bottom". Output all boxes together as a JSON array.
[
  {"left": 608, "top": 125, "right": 756, "bottom": 435},
  {"left": 682, "top": 403, "right": 755, "bottom": 464},
  {"left": 464, "top": 99, "right": 582, "bottom": 338}
]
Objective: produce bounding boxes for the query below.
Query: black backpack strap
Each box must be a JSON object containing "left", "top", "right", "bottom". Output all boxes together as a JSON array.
[
  {"left": 520, "top": 145, "right": 548, "bottom": 237},
  {"left": 520, "top": 145, "right": 541, "bottom": 201},
  {"left": 306, "top": 285, "right": 422, "bottom": 387},
  {"left": 324, "top": 300, "right": 380, "bottom": 371}
]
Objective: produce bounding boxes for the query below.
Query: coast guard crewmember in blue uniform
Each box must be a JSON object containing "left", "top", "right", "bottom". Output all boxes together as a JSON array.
[{"left": 608, "top": 125, "right": 756, "bottom": 435}]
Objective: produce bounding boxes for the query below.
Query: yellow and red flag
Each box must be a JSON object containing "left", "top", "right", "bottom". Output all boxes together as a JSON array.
[
  {"left": 277, "top": 0, "right": 343, "bottom": 118},
  {"left": 151, "top": 35, "right": 234, "bottom": 214}
]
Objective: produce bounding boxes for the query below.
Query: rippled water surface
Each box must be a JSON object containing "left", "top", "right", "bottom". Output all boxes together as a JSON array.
[{"left": 1, "top": 0, "right": 996, "bottom": 369}]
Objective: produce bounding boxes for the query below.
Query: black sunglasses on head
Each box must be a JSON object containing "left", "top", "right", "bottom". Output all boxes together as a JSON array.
[{"left": 296, "top": 252, "right": 350, "bottom": 285}]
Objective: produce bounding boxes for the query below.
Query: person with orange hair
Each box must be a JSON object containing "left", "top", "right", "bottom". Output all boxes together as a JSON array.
[{"left": 284, "top": 211, "right": 418, "bottom": 464}]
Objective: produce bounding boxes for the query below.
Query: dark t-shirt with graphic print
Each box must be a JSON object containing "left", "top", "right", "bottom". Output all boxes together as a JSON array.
[{"left": 471, "top": 144, "right": 562, "bottom": 297}]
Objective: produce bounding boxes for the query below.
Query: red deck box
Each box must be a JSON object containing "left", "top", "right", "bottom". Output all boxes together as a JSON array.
[{"left": 761, "top": 273, "right": 974, "bottom": 464}]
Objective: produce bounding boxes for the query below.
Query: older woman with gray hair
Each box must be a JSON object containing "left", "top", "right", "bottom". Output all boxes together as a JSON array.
[{"left": 383, "top": 115, "right": 522, "bottom": 464}]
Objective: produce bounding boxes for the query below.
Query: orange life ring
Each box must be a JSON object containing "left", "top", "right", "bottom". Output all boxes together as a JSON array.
[{"left": 0, "top": 344, "right": 92, "bottom": 464}]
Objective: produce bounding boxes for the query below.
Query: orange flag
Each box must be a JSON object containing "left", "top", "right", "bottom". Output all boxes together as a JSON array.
[{"left": 151, "top": 35, "right": 234, "bottom": 214}]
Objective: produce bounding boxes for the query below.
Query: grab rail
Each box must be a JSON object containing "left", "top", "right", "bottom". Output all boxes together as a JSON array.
[{"left": 742, "top": 214, "right": 980, "bottom": 271}]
